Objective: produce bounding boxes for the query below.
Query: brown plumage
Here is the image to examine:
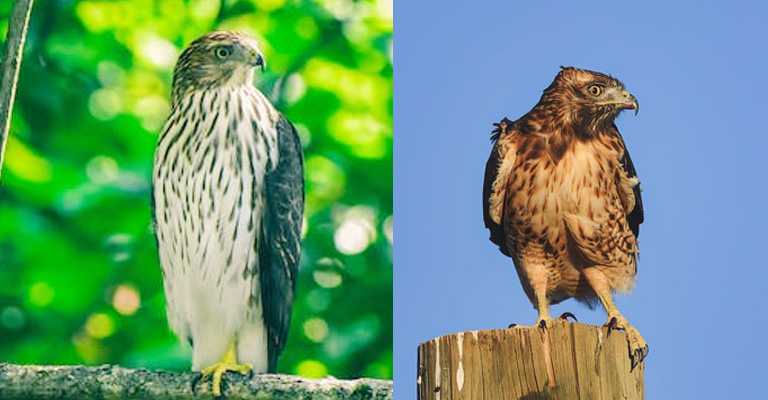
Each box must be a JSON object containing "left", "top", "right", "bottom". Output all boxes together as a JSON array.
[{"left": 482, "top": 66, "right": 647, "bottom": 368}]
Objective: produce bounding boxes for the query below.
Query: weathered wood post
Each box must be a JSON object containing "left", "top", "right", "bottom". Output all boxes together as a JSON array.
[{"left": 417, "top": 321, "right": 644, "bottom": 400}]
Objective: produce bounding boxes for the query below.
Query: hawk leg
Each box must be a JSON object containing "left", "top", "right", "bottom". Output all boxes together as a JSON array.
[
  {"left": 534, "top": 290, "right": 554, "bottom": 328},
  {"left": 583, "top": 267, "right": 648, "bottom": 369},
  {"left": 508, "top": 270, "right": 557, "bottom": 329},
  {"left": 199, "top": 339, "right": 253, "bottom": 397}
]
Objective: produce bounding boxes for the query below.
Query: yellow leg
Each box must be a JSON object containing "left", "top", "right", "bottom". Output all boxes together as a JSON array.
[
  {"left": 534, "top": 291, "right": 554, "bottom": 328},
  {"left": 583, "top": 268, "right": 648, "bottom": 369},
  {"left": 200, "top": 340, "right": 252, "bottom": 397}
]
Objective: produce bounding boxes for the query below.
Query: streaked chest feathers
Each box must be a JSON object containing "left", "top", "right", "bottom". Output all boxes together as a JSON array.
[
  {"left": 154, "top": 87, "right": 279, "bottom": 285},
  {"left": 504, "top": 137, "right": 639, "bottom": 268}
]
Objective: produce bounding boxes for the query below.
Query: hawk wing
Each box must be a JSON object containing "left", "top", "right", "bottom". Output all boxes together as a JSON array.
[
  {"left": 621, "top": 146, "right": 644, "bottom": 238},
  {"left": 259, "top": 114, "right": 304, "bottom": 372},
  {"left": 483, "top": 118, "right": 515, "bottom": 257}
]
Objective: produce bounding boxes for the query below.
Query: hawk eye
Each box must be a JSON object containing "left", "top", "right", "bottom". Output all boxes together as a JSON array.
[
  {"left": 588, "top": 85, "right": 602, "bottom": 96},
  {"left": 214, "top": 46, "right": 232, "bottom": 59}
]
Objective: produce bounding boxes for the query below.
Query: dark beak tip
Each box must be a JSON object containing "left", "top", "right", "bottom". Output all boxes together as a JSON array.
[{"left": 252, "top": 53, "right": 266, "bottom": 71}]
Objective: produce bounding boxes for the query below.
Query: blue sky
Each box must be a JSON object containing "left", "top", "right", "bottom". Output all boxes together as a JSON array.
[{"left": 395, "top": 1, "right": 768, "bottom": 398}]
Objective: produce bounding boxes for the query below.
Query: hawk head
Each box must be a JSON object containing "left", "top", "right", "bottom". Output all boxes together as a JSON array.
[
  {"left": 538, "top": 66, "right": 638, "bottom": 134},
  {"left": 172, "top": 31, "right": 266, "bottom": 99}
]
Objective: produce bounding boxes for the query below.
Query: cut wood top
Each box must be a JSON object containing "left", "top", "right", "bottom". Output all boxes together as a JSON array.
[{"left": 417, "top": 322, "right": 644, "bottom": 400}]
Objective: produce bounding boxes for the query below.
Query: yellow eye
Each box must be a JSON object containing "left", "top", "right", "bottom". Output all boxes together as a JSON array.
[{"left": 588, "top": 85, "right": 602, "bottom": 96}]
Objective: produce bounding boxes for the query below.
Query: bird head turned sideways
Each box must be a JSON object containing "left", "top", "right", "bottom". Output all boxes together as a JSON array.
[
  {"left": 534, "top": 66, "right": 639, "bottom": 132},
  {"left": 171, "top": 31, "right": 266, "bottom": 99}
]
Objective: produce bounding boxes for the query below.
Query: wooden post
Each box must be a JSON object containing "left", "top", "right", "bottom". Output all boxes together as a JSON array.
[{"left": 417, "top": 321, "right": 644, "bottom": 400}]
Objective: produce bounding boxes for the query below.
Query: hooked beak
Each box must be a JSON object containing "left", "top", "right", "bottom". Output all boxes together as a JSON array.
[
  {"left": 599, "top": 89, "right": 639, "bottom": 116},
  {"left": 249, "top": 51, "right": 266, "bottom": 71},
  {"left": 621, "top": 90, "right": 639, "bottom": 115}
]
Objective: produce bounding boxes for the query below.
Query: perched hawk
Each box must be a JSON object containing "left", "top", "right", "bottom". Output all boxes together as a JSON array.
[
  {"left": 483, "top": 66, "right": 647, "bottom": 367},
  {"left": 153, "top": 31, "right": 304, "bottom": 395}
]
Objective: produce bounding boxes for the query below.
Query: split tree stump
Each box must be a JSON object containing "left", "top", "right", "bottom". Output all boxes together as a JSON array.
[{"left": 417, "top": 321, "right": 644, "bottom": 400}]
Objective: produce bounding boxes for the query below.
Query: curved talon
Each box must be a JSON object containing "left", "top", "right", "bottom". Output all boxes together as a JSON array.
[
  {"left": 508, "top": 323, "right": 518, "bottom": 329},
  {"left": 606, "top": 316, "right": 618, "bottom": 335},
  {"left": 630, "top": 345, "right": 648, "bottom": 371},
  {"left": 199, "top": 341, "right": 253, "bottom": 397},
  {"left": 538, "top": 319, "right": 547, "bottom": 329},
  {"left": 630, "top": 345, "right": 650, "bottom": 371},
  {"left": 558, "top": 312, "right": 578, "bottom": 322},
  {"left": 191, "top": 372, "right": 203, "bottom": 394}
]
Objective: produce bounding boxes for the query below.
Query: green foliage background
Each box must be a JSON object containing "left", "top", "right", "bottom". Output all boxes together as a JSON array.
[{"left": 0, "top": 0, "right": 392, "bottom": 380}]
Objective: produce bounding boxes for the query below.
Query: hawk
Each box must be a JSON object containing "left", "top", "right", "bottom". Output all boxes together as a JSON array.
[
  {"left": 153, "top": 31, "right": 304, "bottom": 395},
  {"left": 482, "top": 66, "right": 647, "bottom": 367}
]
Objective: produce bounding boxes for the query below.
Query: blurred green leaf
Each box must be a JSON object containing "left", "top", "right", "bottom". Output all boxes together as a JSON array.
[{"left": 0, "top": 0, "right": 392, "bottom": 380}]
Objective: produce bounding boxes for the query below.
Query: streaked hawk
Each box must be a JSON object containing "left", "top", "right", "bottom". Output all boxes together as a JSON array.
[
  {"left": 482, "top": 66, "right": 647, "bottom": 368},
  {"left": 153, "top": 31, "right": 304, "bottom": 395}
]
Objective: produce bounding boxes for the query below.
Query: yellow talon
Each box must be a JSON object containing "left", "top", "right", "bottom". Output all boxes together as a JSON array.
[{"left": 200, "top": 341, "right": 252, "bottom": 397}]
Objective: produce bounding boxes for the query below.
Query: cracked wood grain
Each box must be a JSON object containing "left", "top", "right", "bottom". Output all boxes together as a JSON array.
[{"left": 417, "top": 322, "right": 644, "bottom": 400}]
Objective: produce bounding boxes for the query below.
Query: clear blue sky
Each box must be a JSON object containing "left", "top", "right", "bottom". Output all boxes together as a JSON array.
[{"left": 395, "top": 1, "right": 768, "bottom": 398}]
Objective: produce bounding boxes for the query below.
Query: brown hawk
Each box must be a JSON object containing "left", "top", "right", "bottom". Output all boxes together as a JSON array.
[{"left": 482, "top": 66, "right": 647, "bottom": 367}]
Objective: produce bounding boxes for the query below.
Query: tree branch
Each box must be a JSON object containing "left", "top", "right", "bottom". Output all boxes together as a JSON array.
[
  {"left": 0, "top": 363, "right": 393, "bottom": 400},
  {"left": 0, "top": 0, "right": 34, "bottom": 183}
]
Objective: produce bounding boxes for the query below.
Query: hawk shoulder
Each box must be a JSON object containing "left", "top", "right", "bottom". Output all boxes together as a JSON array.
[{"left": 483, "top": 118, "right": 519, "bottom": 257}]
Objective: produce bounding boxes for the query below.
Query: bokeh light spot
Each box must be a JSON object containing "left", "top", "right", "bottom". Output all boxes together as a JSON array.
[
  {"left": 89, "top": 88, "right": 123, "bottom": 120},
  {"left": 97, "top": 61, "right": 125, "bottom": 87},
  {"left": 334, "top": 218, "right": 370, "bottom": 255},
  {"left": 28, "top": 282, "right": 55, "bottom": 308},
  {"left": 251, "top": 0, "right": 288, "bottom": 12},
  {"left": 333, "top": 206, "right": 378, "bottom": 255},
  {"left": 295, "top": 360, "right": 328, "bottom": 378},
  {"left": 73, "top": 332, "right": 106, "bottom": 363},
  {"left": 86, "top": 156, "right": 119, "bottom": 184},
  {"left": 303, "top": 318, "right": 329, "bottom": 343},
  {"left": 305, "top": 289, "right": 331, "bottom": 313},
  {"left": 328, "top": 111, "right": 388, "bottom": 159},
  {"left": 138, "top": 34, "right": 178, "bottom": 68},
  {"left": 284, "top": 74, "right": 307, "bottom": 104},
  {"left": 376, "top": 0, "right": 393, "bottom": 22},
  {"left": 112, "top": 284, "right": 141, "bottom": 316},
  {"left": 133, "top": 95, "right": 170, "bottom": 132},
  {"left": 313, "top": 270, "right": 342, "bottom": 289},
  {"left": 0, "top": 307, "right": 25, "bottom": 330},
  {"left": 383, "top": 215, "right": 393, "bottom": 244},
  {"left": 189, "top": 0, "right": 220, "bottom": 21},
  {"left": 85, "top": 313, "right": 116, "bottom": 339},
  {"left": 306, "top": 156, "right": 346, "bottom": 205}
]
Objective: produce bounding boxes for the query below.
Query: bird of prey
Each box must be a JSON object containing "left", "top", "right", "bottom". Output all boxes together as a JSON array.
[
  {"left": 153, "top": 31, "right": 304, "bottom": 396},
  {"left": 482, "top": 66, "right": 647, "bottom": 367}
]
